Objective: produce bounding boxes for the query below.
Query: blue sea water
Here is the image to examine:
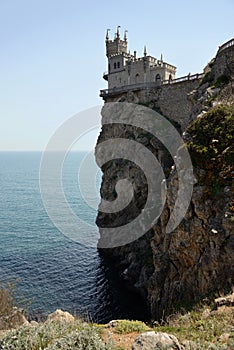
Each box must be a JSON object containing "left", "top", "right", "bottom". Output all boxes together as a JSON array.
[{"left": 0, "top": 151, "right": 146, "bottom": 322}]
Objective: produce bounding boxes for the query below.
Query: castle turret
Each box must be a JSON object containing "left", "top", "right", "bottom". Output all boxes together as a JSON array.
[
  {"left": 106, "top": 26, "right": 128, "bottom": 58},
  {"left": 103, "top": 29, "right": 176, "bottom": 91}
]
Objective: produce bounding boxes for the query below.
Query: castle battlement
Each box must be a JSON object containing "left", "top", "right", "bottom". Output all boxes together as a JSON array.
[{"left": 104, "top": 27, "right": 177, "bottom": 91}]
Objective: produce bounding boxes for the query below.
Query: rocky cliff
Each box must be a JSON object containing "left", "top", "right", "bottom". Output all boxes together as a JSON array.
[{"left": 95, "top": 41, "right": 234, "bottom": 321}]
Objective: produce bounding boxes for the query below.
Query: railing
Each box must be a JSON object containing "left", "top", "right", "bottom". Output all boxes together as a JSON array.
[
  {"left": 163, "top": 72, "right": 204, "bottom": 85},
  {"left": 100, "top": 72, "right": 204, "bottom": 97},
  {"left": 217, "top": 38, "right": 234, "bottom": 53}
]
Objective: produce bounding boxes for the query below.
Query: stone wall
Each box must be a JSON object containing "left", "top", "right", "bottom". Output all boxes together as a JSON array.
[
  {"left": 104, "top": 79, "right": 201, "bottom": 130},
  {"left": 211, "top": 43, "right": 234, "bottom": 81},
  {"left": 107, "top": 57, "right": 176, "bottom": 90}
]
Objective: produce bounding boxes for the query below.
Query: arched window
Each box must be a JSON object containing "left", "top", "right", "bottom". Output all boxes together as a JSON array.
[
  {"left": 114, "top": 62, "right": 117, "bottom": 69},
  {"left": 135, "top": 73, "right": 139, "bottom": 83},
  {"left": 117, "top": 62, "right": 120, "bottom": 69},
  {"left": 155, "top": 74, "right": 161, "bottom": 81}
]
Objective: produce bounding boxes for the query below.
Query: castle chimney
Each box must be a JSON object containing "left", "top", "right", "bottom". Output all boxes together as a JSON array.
[{"left": 134, "top": 50, "right": 137, "bottom": 60}]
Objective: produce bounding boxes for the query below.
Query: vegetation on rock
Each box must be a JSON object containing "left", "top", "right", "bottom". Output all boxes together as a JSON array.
[
  {"left": 113, "top": 320, "right": 150, "bottom": 334},
  {"left": 187, "top": 104, "right": 234, "bottom": 201},
  {"left": 187, "top": 104, "right": 234, "bottom": 173}
]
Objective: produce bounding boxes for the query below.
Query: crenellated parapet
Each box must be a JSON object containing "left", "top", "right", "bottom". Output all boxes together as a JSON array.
[{"left": 103, "top": 28, "right": 176, "bottom": 91}]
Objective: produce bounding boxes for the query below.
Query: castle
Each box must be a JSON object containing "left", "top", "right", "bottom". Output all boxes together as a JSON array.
[
  {"left": 100, "top": 28, "right": 204, "bottom": 129},
  {"left": 100, "top": 31, "right": 234, "bottom": 130},
  {"left": 103, "top": 27, "right": 176, "bottom": 90}
]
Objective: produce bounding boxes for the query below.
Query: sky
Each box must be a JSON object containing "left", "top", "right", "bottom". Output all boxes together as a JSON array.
[{"left": 0, "top": 0, "right": 233, "bottom": 151}]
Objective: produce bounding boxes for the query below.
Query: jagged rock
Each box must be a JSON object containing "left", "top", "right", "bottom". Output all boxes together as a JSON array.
[
  {"left": 105, "top": 320, "right": 120, "bottom": 328},
  {"left": 211, "top": 305, "right": 234, "bottom": 315},
  {"left": 215, "top": 292, "right": 234, "bottom": 308},
  {"left": 202, "top": 308, "right": 211, "bottom": 319},
  {"left": 132, "top": 331, "right": 182, "bottom": 350},
  {"left": 47, "top": 309, "right": 75, "bottom": 323}
]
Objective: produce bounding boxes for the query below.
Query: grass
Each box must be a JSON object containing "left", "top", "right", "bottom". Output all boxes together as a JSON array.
[
  {"left": 153, "top": 305, "right": 234, "bottom": 347},
  {"left": 1, "top": 312, "right": 233, "bottom": 350},
  {"left": 0, "top": 290, "right": 233, "bottom": 349}
]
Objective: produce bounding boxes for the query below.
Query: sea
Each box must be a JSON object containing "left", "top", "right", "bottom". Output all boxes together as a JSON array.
[{"left": 0, "top": 151, "right": 147, "bottom": 323}]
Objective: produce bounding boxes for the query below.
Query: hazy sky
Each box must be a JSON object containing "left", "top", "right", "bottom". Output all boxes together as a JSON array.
[{"left": 0, "top": 0, "right": 233, "bottom": 151}]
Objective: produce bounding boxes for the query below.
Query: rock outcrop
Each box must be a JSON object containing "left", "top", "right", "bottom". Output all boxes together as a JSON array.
[
  {"left": 96, "top": 41, "right": 234, "bottom": 320},
  {"left": 47, "top": 309, "right": 75, "bottom": 323},
  {"left": 132, "top": 331, "right": 182, "bottom": 350}
]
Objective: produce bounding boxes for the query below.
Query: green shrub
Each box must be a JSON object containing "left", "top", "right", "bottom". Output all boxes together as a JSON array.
[
  {"left": 114, "top": 320, "right": 150, "bottom": 334},
  {"left": 0, "top": 319, "right": 114, "bottom": 350},
  {"left": 46, "top": 327, "right": 112, "bottom": 350}
]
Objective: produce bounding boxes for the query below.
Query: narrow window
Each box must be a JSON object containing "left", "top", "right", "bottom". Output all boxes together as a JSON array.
[
  {"left": 117, "top": 61, "right": 120, "bottom": 68},
  {"left": 156, "top": 74, "right": 161, "bottom": 81},
  {"left": 114, "top": 62, "right": 117, "bottom": 69}
]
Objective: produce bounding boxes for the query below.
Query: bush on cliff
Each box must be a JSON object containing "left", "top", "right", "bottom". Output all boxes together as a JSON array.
[
  {"left": 114, "top": 320, "right": 150, "bottom": 334},
  {"left": 0, "top": 280, "right": 15, "bottom": 321},
  {"left": 187, "top": 104, "right": 234, "bottom": 187}
]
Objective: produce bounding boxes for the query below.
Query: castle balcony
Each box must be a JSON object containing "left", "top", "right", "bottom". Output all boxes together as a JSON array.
[
  {"left": 103, "top": 71, "right": 108, "bottom": 81},
  {"left": 217, "top": 38, "right": 234, "bottom": 54},
  {"left": 100, "top": 73, "right": 204, "bottom": 99},
  {"left": 100, "top": 82, "right": 157, "bottom": 98}
]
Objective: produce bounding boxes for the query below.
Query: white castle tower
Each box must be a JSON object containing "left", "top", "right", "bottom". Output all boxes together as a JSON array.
[{"left": 104, "top": 27, "right": 177, "bottom": 90}]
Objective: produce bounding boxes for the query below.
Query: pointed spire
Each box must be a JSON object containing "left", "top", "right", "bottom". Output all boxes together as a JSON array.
[
  {"left": 106, "top": 29, "right": 110, "bottom": 42},
  {"left": 124, "top": 30, "right": 128, "bottom": 42},
  {"left": 160, "top": 53, "right": 163, "bottom": 62},
  {"left": 144, "top": 45, "right": 147, "bottom": 57},
  {"left": 116, "top": 25, "right": 121, "bottom": 39}
]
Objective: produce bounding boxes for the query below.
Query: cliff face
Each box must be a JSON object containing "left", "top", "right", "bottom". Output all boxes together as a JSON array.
[{"left": 95, "top": 43, "right": 234, "bottom": 320}]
